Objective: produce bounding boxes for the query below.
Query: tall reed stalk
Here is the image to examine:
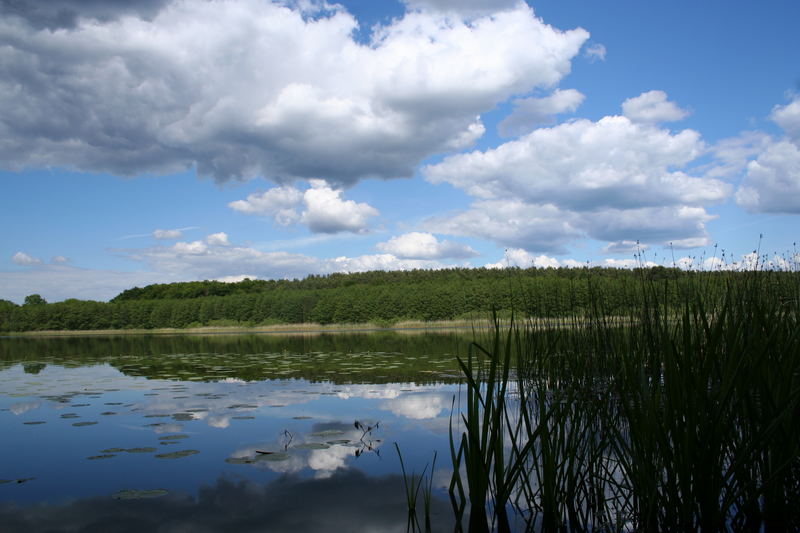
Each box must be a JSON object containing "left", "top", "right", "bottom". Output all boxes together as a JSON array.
[{"left": 448, "top": 269, "right": 800, "bottom": 531}]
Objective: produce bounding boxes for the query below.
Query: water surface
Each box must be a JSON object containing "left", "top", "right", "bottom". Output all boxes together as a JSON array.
[{"left": 0, "top": 332, "right": 470, "bottom": 532}]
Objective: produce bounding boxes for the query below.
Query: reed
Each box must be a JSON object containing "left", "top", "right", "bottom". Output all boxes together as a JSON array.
[{"left": 448, "top": 268, "right": 800, "bottom": 531}]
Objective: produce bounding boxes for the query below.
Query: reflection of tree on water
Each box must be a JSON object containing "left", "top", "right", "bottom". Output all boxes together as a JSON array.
[
  {"left": 22, "top": 363, "right": 46, "bottom": 375},
  {"left": 0, "top": 471, "right": 454, "bottom": 533},
  {"left": 354, "top": 419, "right": 381, "bottom": 458}
]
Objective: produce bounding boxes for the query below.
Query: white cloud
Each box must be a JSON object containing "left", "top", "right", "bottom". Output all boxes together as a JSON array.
[
  {"left": 229, "top": 186, "right": 303, "bottom": 225},
  {"left": 51, "top": 255, "right": 70, "bottom": 264},
  {"left": 735, "top": 139, "right": 800, "bottom": 213},
  {"left": 402, "top": 0, "right": 518, "bottom": 17},
  {"left": 601, "top": 258, "right": 658, "bottom": 269},
  {"left": 383, "top": 393, "right": 450, "bottom": 419},
  {"left": 771, "top": 97, "right": 800, "bottom": 141},
  {"left": 424, "top": 200, "right": 581, "bottom": 253},
  {"left": 735, "top": 97, "right": 800, "bottom": 213},
  {"left": 216, "top": 275, "right": 257, "bottom": 283},
  {"left": 485, "top": 248, "right": 560, "bottom": 269},
  {"left": 375, "top": 232, "right": 478, "bottom": 259},
  {"left": 498, "top": 88, "right": 585, "bottom": 137},
  {"left": 329, "top": 254, "right": 444, "bottom": 273},
  {"left": 300, "top": 181, "right": 379, "bottom": 234},
  {"left": 601, "top": 241, "right": 648, "bottom": 255},
  {"left": 0, "top": 1, "right": 588, "bottom": 185},
  {"left": 153, "top": 228, "right": 182, "bottom": 240},
  {"left": 11, "top": 251, "right": 42, "bottom": 266},
  {"left": 622, "top": 90, "right": 690, "bottom": 123},
  {"left": 425, "top": 97, "right": 725, "bottom": 251},
  {"left": 231, "top": 181, "right": 379, "bottom": 234},
  {"left": 206, "top": 232, "right": 230, "bottom": 246},
  {"left": 584, "top": 42, "right": 606, "bottom": 62}
]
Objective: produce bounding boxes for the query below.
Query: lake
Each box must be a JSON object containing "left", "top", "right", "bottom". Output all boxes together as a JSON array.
[{"left": 0, "top": 332, "right": 473, "bottom": 532}]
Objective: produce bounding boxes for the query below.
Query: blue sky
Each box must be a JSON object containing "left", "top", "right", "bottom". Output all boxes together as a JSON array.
[{"left": 1, "top": 0, "right": 799, "bottom": 303}]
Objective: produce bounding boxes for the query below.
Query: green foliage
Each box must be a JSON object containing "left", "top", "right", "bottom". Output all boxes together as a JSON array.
[
  {"left": 448, "top": 269, "right": 800, "bottom": 531},
  {"left": 23, "top": 294, "right": 47, "bottom": 306},
  {"left": 2, "top": 267, "right": 798, "bottom": 333}
]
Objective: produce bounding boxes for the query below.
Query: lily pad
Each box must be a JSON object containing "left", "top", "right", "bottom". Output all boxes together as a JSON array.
[
  {"left": 125, "top": 447, "right": 157, "bottom": 453},
  {"left": 309, "top": 429, "right": 345, "bottom": 437},
  {"left": 155, "top": 449, "right": 199, "bottom": 459},
  {"left": 101, "top": 411, "right": 117, "bottom": 416},
  {"left": 224, "top": 457, "right": 252, "bottom": 464},
  {"left": 232, "top": 416, "right": 255, "bottom": 420},
  {"left": 72, "top": 421, "right": 98, "bottom": 427},
  {"left": 101, "top": 448, "right": 126, "bottom": 453},
  {"left": 87, "top": 454, "right": 117, "bottom": 460},
  {"left": 23, "top": 421, "right": 46, "bottom": 425},
  {"left": 292, "top": 416, "right": 312, "bottom": 420},
  {"left": 293, "top": 442, "right": 330, "bottom": 450},
  {"left": 158, "top": 434, "right": 189, "bottom": 441},
  {"left": 60, "top": 413, "right": 80, "bottom": 419},
  {"left": 171, "top": 413, "right": 195, "bottom": 421},
  {"left": 112, "top": 488, "right": 169, "bottom": 500}
]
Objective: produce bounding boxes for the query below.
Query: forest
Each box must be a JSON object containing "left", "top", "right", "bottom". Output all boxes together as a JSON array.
[{"left": 0, "top": 265, "right": 795, "bottom": 332}]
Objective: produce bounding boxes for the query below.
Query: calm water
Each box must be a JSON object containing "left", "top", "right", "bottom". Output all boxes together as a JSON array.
[{"left": 0, "top": 332, "right": 471, "bottom": 532}]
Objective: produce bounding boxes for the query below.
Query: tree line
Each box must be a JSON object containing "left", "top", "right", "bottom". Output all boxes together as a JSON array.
[{"left": 1, "top": 266, "right": 793, "bottom": 332}]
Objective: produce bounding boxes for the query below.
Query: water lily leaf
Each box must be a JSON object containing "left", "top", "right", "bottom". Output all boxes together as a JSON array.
[
  {"left": 125, "top": 447, "right": 157, "bottom": 453},
  {"left": 232, "top": 416, "right": 255, "bottom": 420},
  {"left": 293, "top": 442, "right": 330, "bottom": 450},
  {"left": 72, "top": 421, "right": 98, "bottom": 427},
  {"left": 158, "top": 434, "right": 189, "bottom": 441},
  {"left": 23, "top": 421, "right": 45, "bottom": 425},
  {"left": 171, "top": 413, "right": 195, "bottom": 421},
  {"left": 155, "top": 449, "right": 199, "bottom": 459},
  {"left": 309, "top": 429, "right": 345, "bottom": 437},
  {"left": 292, "top": 416, "right": 312, "bottom": 420},
  {"left": 87, "top": 454, "right": 116, "bottom": 460},
  {"left": 101, "top": 412, "right": 117, "bottom": 416},
  {"left": 112, "top": 488, "right": 168, "bottom": 500},
  {"left": 60, "top": 413, "right": 80, "bottom": 419}
]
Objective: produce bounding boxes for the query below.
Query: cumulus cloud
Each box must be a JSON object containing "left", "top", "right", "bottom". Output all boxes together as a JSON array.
[
  {"left": 498, "top": 88, "right": 585, "bottom": 137},
  {"left": 375, "top": 232, "right": 478, "bottom": 259},
  {"left": 402, "top": 0, "right": 519, "bottom": 17},
  {"left": 425, "top": 95, "right": 725, "bottom": 251},
  {"left": 622, "top": 90, "right": 690, "bottom": 123},
  {"left": 0, "top": 0, "right": 170, "bottom": 30},
  {"left": 328, "top": 253, "right": 444, "bottom": 273},
  {"left": 229, "top": 186, "right": 304, "bottom": 225},
  {"left": 485, "top": 248, "right": 560, "bottom": 269},
  {"left": 206, "top": 232, "right": 230, "bottom": 246},
  {"left": 0, "top": 1, "right": 588, "bottom": 185},
  {"left": 601, "top": 240, "right": 648, "bottom": 255},
  {"left": 383, "top": 392, "right": 450, "bottom": 419},
  {"left": 51, "top": 255, "right": 70, "bottom": 264},
  {"left": 153, "top": 228, "right": 182, "bottom": 240},
  {"left": 11, "top": 251, "right": 42, "bottom": 266},
  {"left": 735, "top": 97, "right": 800, "bottom": 213},
  {"left": 231, "top": 181, "right": 378, "bottom": 234},
  {"left": 300, "top": 181, "right": 379, "bottom": 234}
]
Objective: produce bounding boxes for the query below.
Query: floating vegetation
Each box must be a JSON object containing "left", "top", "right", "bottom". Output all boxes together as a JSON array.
[
  {"left": 231, "top": 416, "right": 255, "bottom": 420},
  {"left": 101, "top": 447, "right": 126, "bottom": 453},
  {"left": 309, "top": 429, "right": 345, "bottom": 437},
  {"left": 112, "top": 488, "right": 169, "bottom": 500},
  {"left": 171, "top": 413, "right": 195, "bottom": 421},
  {"left": 158, "top": 434, "right": 189, "bottom": 441},
  {"left": 87, "top": 454, "right": 116, "bottom": 460},
  {"left": 100, "top": 411, "right": 117, "bottom": 415},
  {"left": 0, "top": 477, "right": 35, "bottom": 484},
  {"left": 292, "top": 416, "right": 312, "bottom": 420},
  {"left": 154, "top": 449, "right": 199, "bottom": 459},
  {"left": 22, "top": 421, "right": 45, "bottom": 425},
  {"left": 124, "top": 447, "right": 157, "bottom": 453},
  {"left": 293, "top": 442, "right": 330, "bottom": 450},
  {"left": 70, "top": 403, "right": 90, "bottom": 407},
  {"left": 60, "top": 413, "right": 80, "bottom": 419},
  {"left": 72, "top": 421, "right": 98, "bottom": 427}
]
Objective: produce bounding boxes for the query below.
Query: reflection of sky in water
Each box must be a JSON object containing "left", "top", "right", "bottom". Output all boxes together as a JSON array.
[{"left": 0, "top": 357, "right": 462, "bottom": 528}]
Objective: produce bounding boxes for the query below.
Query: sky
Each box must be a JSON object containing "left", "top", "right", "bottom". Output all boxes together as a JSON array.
[{"left": 1, "top": 0, "right": 799, "bottom": 304}]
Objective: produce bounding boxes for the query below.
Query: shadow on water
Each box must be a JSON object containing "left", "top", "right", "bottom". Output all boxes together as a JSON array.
[{"left": 0, "top": 470, "right": 455, "bottom": 533}]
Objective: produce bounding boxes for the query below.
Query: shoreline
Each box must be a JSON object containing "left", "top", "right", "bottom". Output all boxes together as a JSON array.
[{"left": 1, "top": 319, "right": 507, "bottom": 338}]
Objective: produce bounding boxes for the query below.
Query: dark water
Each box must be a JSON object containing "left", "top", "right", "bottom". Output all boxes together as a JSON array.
[{"left": 0, "top": 332, "right": 471, "bottom": 532}]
